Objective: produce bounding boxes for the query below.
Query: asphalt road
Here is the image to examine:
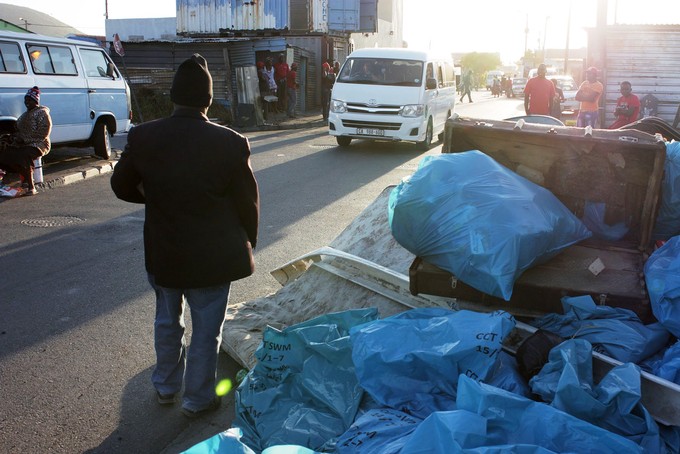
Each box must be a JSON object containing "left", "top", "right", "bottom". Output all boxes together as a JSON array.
[{"left": 0, "top": 91, "right": 523, "bottom": 453}]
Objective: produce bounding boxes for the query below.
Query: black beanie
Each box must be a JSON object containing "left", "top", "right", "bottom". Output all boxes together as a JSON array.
[{"left": 170, "top": 54, "right": 213, "bottom": 108}]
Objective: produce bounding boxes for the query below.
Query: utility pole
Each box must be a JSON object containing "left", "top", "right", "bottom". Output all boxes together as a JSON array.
[
  {"left": 105, "top": 0, "right": 109, "bottom": 20},
  {"left": 19, "top": 17, "right": 29, "bottom": 30},
  {"left": 542, "top": 16, "right": 550, "bottom": 64},
  {"left": 564, "top": 0, "right": 572, "bottom": 74},
  {"left": 524, "top": 14, "right": 529, "bottom": 57}
]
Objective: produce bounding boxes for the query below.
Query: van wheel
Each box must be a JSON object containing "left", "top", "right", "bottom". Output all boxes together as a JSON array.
[
  {"left": 336, "top": 136, "right": 352, "bottom": 147},
  {"left": 92, "top": 121, "right": 111, "bottom": 159},
  {"left": 417, "top": 119, "right": 433, "bottom": 151}
]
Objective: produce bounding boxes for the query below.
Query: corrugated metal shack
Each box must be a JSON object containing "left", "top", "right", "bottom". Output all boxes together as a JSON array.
[
  {"left": 110, "top": 38, "right": 314, "bottom": 125},
  {"left": 588, "top": 24, "right": 680, "bottom": 128},
  {"left": 108, "top": 0, "right": 400, "bottom": 125}
]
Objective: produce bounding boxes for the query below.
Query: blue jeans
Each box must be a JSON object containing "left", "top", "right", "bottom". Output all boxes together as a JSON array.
[
  {"left": 147, "top": 274, "right": 231, "bottom": 411},
  {"left": 287, "top": 88, "right": 297, "bottom": 116},
  {"left": 577, "top": 110, "right": 598, "bottom": 128}
]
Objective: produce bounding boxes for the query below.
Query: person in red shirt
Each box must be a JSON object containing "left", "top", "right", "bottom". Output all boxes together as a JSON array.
[
  {"left": 523, "top": 64, "right": 556, "bottom": 116},
  {"left": 286, "top": 62, "right": 299, "bottom": 118},
  {"left": 274, "top": 54, "right": 289, "bottom": 111},
  {"left": 609, "top": 81, "right": 640, "bottom": 129}
]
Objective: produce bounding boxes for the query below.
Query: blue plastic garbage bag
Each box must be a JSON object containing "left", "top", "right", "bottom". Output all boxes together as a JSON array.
[
  {"left": 486, "top": 351, "right": 532, "bottom": 398},
  {"left": 350, "top": 308, "right": 516, "bottom": 419},
  {"left": 530, "top": 295, "right": 670, "bottom": 364},
  {"left": 529, "top": 339, "right": 666, "bottom": 452},
  {"left": 399, "top": 410, "right": 560, "bottom": 453},
  {"left": 234, "top": 308, "right": 378, "bottom": 452},
  {"left": 261, "top": 446, "right": 317, "bottom": 454},
  {"left": 643, "top": 340, "right": 680, "bottom": 384},
  {"left": 388, "top": 151, "right": 591, "bottom": 300},
  {"left": 582, "top": 201, "right": 628, "bottom": 241},
  {"left": 336, "top": 408, "right": 421, "bottom": 454},
  {"left": 183, "top": 428, "right": 256, "bottom": 454},
  {"left": 452, "top": 375, "right": 644, "bottom": 453},
  {"left": 645, "top": 236, "right": 680, "bottom": 338},
  {"left": 654, "top": 141, "right": 680, "bottom": 240}
]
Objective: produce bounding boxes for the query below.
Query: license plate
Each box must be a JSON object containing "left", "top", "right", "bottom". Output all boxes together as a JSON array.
[{"left": 356, "top": 128, "right": 384, "bottom": 136}]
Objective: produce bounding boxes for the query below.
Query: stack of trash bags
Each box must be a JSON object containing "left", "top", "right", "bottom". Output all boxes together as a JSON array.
[
  {"left": 186, "top": 303, "right": 680, "bottom": 453},
  {"left": 185, "top": 145, "right": 680, "bottom": 453}
]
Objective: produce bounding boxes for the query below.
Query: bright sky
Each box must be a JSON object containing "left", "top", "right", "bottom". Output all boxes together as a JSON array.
[{"left": 3, "top": 0, "right": 680, "bottom": 64}]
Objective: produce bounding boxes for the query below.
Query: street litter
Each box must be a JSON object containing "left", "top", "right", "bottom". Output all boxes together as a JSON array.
[
  {"left": 190, "top": 306, "right": 679, "bottom": 453},
  {"left": 0, "top": 185, "right": 21, "bottom": 197},
  {"left": 186, "top": 126, "right": 680, "bottom": 452}
]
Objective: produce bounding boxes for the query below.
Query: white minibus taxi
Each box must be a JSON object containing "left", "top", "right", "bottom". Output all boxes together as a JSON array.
[
  {"left": 0, "top": 31, "right": 131, "bottom": 158},
  {"left": 329, "top": 48, "right": 456, "bottom": 150}
]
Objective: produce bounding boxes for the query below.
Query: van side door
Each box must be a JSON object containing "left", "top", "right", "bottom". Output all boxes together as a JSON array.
[
  {"left": 25, "top": 42, "right": 90, "bottom": 143},
  {"left": 424, "top": 62, "right": 439, "bottom": 127},
  {"left": 0, "top": 40, "right": 32, "bottom": 129},
  {"left": 78, "top": 47, "right": 129, "bottom": 134}
]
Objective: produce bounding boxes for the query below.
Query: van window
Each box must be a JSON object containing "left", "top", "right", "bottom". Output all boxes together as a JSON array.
[
  {"left": 0, "top": 41, "right": 25, "bottom": 73},
  {"left": 337, "top": 57, "right": 424, "bottom": 87},
  {"left": 27, "top": 44, "right": 77, "bottom": 75},
  {"left": 436, "top": 64, "right": 444, "bottom": 88},
  {"left": 80, "top": 48, "right": 118, "bottom": 79},
  {"left": 442, "top": 62, "right": 455, "bottom": 87}
]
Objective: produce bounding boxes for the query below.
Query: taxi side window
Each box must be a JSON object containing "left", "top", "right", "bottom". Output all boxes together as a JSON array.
[
  {"left": 80, "top": 48, "right": 118, "bottom": 78},
  {"left": 27, "top": 44, "right": 77, "bottom": 75},
  {"left": 0, "top": 41, "right": 26, "bottom": 73}
]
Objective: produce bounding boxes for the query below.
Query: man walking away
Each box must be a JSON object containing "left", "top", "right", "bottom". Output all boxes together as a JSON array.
[
  {"left": 576, "top": 66, "right": 603, "bottom": 128},
  {"left": 110, "top": 54, "right": 259, "bottom": 418},
  {"left": 523, "top": 64, "right": 556, "bottom": 116},
  {"left": 459, "top": 70, "right": 473, "bottom": 103},
  {"left": 609, "top": 81, "right": 640, "bottom": 129}
]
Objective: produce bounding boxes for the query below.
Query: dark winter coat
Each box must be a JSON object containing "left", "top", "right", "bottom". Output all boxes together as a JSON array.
[{"left": 111, "top": 108, "right": 259, "bottom": 288}]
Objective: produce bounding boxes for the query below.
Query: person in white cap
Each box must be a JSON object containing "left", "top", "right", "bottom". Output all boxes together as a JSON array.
[
  {"left": 0, "top": 86, "right": 51, "bottom": 196},
  {"left": 111, "top": 54, "right": 260, "bottom": 418}
]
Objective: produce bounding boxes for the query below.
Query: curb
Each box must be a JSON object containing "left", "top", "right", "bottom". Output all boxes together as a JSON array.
[
  {"left": 38, "top": 160, "right": 118, "bottom": 190},
  {"left": 31, "top": 114, "right": 325, "bottom": 192}
]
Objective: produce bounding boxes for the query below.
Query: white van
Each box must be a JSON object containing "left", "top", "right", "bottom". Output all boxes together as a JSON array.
[
  {"left": 328, "top": 48, "right": 456, "bottom": 150},
  {"left": 0, "top": 31, "right": 131, "bottom": 158},
  {"left": 485, "top": 70, "right": 504, "bottom": 90}
]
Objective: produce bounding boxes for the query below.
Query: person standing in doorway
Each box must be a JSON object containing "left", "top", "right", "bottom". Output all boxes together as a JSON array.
[
  {"left": 459, "top": 70, "right": 473, "bottom": 103},
  {"left": 576, "top": 66, "right": 604, "bottom": 128},
  {"left": 286, "top": 62, "right": 299, "bottom": 118},
  {"left": 110, "top": 54, "right": 259, "bottom": 418},
  {"left": 274, "top": 54, "right": 289, "bottom": 112},
  {"left": 321, "top": 60, "right": 335, "bottom": 120},
  {"left": 609, "top": 81, "right": 640, "bottom": 129},
  {"left": 523, "top": 64, "right": 556, "bottom": 116}
]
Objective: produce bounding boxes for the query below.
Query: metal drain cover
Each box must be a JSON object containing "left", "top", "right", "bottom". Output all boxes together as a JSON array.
[{"left": 21, "top": 215, "right": 86, "bottom": 228}]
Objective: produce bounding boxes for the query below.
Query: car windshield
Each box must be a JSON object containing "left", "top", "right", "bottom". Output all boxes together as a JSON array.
[
  {"left": 337, "top": 58, "right": 424, "bottom": 87},
  {"left": 554, "top": 77, "right": 576, "bottom": 91},
  {"left": 513, "top": 78, "right": 527, "bottom": 85}
]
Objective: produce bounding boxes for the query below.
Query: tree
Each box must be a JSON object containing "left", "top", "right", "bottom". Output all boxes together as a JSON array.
[{"left": 460, "top": 52, "right": 502, "bottom": 88}]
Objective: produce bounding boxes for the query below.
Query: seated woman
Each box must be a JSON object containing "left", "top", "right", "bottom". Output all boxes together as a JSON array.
[{"left": 0, "top": 86, "right": 52, "bottom": 196}]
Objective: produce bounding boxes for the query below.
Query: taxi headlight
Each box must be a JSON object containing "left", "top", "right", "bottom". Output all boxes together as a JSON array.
[
  {"left": 330, "top": 99, "right": 347, "bottom": 113},
  {"left": 400, "top": 104, "right": 425, "bottom": 117}
]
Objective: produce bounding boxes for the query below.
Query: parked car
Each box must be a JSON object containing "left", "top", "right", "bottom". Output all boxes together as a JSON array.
[
  {"left": 550, "top": 75, "right": 579, "bottom": 113},
  {"left": 510, "top": 77, "right": 527, "bottom": 98},
  {"left": 0, "top": 31, "right": 132, "bottom": 159}
]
